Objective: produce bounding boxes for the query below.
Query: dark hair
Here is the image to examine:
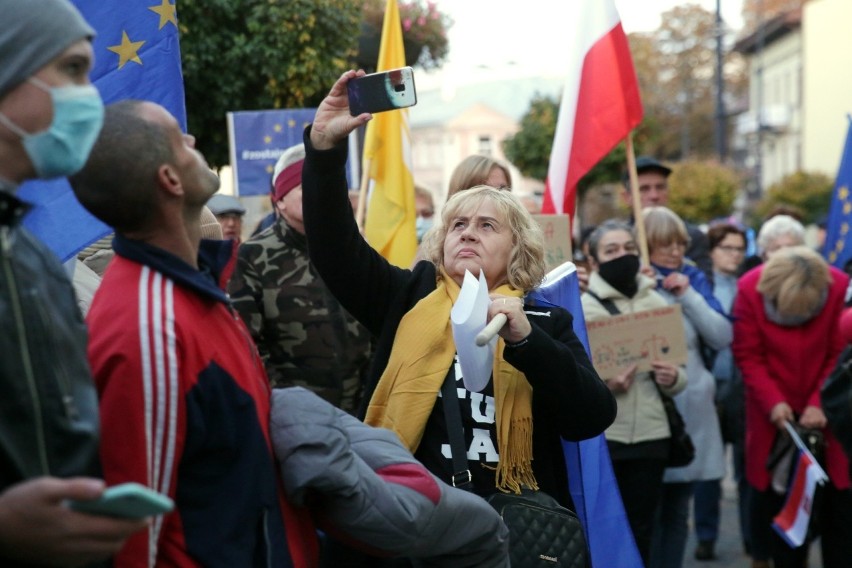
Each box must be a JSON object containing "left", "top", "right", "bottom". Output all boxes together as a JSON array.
[
  {"left": 71, "top": 100, "right": 173, "bottom": 232},
  {"left": 764, "top": 204, "right": 804, "bottom": 223},
  {"left": 707, "top": 223, "right": 746, "bottom": 250},
  {"left": 587, "top": 219, "right": 635, "bottom": 262}
]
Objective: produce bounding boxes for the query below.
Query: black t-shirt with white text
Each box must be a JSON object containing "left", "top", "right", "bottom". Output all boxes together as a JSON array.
[{"left": 414, "top": 355, "right": 500, "bottom": 498}]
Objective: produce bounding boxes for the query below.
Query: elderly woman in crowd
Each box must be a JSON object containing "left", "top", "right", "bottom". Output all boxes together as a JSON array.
[
  {"left": 581, "top": 220, "right": 686, "bottom": 564},
  {"left": 301, "top": 71, "right": 616, "bottom": 566},
  {"left": 733, "top": 246, "right": 851, "bottom": 568},
  {"left": 642, "top": 206, "right": 731, "bottom": 568},
  {"left": 757, "top": 214, "right": 805, "bottom": 260},
  {"left": 738, "top": 214, "right": 806, "bottom": 274}
]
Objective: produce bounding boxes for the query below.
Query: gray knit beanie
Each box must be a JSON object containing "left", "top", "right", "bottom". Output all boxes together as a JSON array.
[{"left": 0, "top": 0, "right": 94, "bottom": 99}]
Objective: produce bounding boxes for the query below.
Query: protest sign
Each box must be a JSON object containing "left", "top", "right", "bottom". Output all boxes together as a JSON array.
[
  {"left": 586, "top": 305, "right": 687, "bottom": 380},
  {"left": 532, "top": 214, "right": 572, "bottom": 270}
]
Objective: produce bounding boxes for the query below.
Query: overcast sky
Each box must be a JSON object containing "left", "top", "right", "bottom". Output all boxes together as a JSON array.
[{"left": 418, "top": 0, "right": 744, "bottom": 88}]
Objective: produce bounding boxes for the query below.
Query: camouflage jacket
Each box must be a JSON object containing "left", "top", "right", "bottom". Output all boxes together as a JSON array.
[{"left": 230, "top": 219, "right": 371, "bottom": 414}]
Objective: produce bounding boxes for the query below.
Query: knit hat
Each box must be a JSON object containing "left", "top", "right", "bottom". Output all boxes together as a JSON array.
[
  {"left": 0, "top": 0, "right": 94, "bottom": 99},
  {"left": 271, "top": 143, "right": 306, "bottom": 202},
  {"left": 199, "top": 205, "right": 224, "bottom": 239}
]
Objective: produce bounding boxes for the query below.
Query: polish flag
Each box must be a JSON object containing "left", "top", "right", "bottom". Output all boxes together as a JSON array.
[
  {"left": 772, "top": 448, "right": 828, "bottom": 548},
  {"left": 541, "top": 0, "right": 643, "bottom": 217}
]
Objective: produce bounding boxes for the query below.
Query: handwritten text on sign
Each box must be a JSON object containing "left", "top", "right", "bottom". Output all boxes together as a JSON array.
[
  {"left": 532, "top": 214, "right": 571, "bottom": 271},
  {"left": 585, "top": 305, "right": 687, "bottom": 380}
]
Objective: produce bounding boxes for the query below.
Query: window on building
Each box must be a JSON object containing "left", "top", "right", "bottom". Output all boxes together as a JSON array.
[{"left": 478, "top": 135, "right": 492, "bottom": 156}]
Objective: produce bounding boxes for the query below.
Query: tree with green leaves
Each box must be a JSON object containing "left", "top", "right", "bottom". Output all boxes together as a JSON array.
[
  {"left": 178, "top": 0, "right": 361, "bottom": 167},
  {"left": 667, "top": 160, "right": 741, "bottom": 223},
  {"left": 501, "top": 94, "right": 557, "bottom": 181},
  {"left": 756, "top": 171, "right": 833, "bottom": 225}
]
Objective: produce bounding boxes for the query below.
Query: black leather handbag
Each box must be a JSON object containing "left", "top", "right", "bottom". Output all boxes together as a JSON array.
[
  {"left": 657, "top": 387, "right": 696, "bottom": 468},
  {"left": 440, "top": 375, "right": 589, "bottom": 568},
  {"left": 487, "top": 489, "right": 588, "bottom": 568}
]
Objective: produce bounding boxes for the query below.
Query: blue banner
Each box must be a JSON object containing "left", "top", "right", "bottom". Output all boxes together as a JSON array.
[
  {"left": 228, "top": 109, "right": 317, "bottom": 197},
  {"left": 18, "top": 0, "right": 186, "bottom": 262},
  {"left": 824, "top": 117, "right": 852, "bottom": 269},
  {"left": 528, "top": 263, "right": 643, "bottom": 568}
]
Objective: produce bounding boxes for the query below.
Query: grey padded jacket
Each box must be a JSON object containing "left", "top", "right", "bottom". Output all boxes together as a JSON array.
[{"left": 270, "top": 387, "right": 510, "bottom": 568}]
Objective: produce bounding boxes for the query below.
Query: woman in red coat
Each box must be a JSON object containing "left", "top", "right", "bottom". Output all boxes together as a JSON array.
[{"left": 733, "top": 246, "right": 851, "bottom": 568}]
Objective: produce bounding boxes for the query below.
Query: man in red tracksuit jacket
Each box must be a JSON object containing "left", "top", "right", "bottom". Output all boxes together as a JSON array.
[{"left": 70, "top": 100, "right": 318, "bottom": 568}]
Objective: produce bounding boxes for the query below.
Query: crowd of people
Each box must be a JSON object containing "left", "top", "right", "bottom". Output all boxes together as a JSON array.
[
  {"left": 576, "top": 161, "right": 852, "bottom": 568},
  {"left": 2, "top": 1, "right": 852, "bottom": 567}
]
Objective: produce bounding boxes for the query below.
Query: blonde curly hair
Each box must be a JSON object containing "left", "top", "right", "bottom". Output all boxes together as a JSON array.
[
  {"left": 757, "top": 246, "right": 830, "bottom": 320},
  {"left": 421, "top": 185, "right": 545, "bottom": 292}
]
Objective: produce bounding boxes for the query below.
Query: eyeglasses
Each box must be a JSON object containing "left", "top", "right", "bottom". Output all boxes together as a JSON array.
[
  {"left": 655, "top": 241, "right": 686, "bottom": 253},
  {"left": 716, "top": 245, "right": 745, "bottom": 254}
]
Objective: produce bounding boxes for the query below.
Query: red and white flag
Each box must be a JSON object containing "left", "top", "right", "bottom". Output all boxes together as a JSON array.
[
  {"left": 542, "top": 0, "right": 643, "bottom": 217},
  {"left": 772, "top": 433, "right": 828, "bottom": 548}
]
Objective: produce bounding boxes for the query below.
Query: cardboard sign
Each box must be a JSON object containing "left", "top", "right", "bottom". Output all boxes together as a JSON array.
[
  {"left": 585, "top": 305, "right": 688, "bottom": 380},
  {"left": 532, "top": 214, "right": 572, "bottom": 271}
]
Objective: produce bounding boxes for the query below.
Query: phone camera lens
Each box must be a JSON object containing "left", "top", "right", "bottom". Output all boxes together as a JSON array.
[{"left": 394, "top": 84, "right": 405, "bottom": 93}]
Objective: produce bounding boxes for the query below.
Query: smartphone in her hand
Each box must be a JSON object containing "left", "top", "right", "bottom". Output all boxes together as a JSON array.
[
  {"left": 348, "top": 67, "right": 417, "bottom": 116},
  {"left": 68, "top": 482, "right": 174, "bottom": 519}
]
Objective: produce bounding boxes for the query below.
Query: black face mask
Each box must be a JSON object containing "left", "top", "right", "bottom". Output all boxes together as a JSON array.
[{"left": 597, "top": 254, "right": 640, "bottom": 297}]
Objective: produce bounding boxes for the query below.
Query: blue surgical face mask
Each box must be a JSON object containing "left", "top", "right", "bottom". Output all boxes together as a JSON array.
[
  {"left": 0, "top": 77, "right": 104, "bottom": 179},
  {"left": 416, "top": 215, "right": 433, "bottom": 242}
]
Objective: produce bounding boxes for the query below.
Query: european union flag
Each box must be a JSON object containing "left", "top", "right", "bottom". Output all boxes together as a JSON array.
[
  {"left": 227, "top": 109, "right": 316, "bottom": 196},
  {"left": 825, "top": 117, "right": 852, "bottom": 269},
  {"left": 18, "top": 0, "right": 185, "bottom": 262},
  {"left": 528, "top": 263, "right": 643, "bottom": 568}
]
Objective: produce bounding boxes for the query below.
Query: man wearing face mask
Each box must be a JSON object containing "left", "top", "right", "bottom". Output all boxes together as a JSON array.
[
  {"left": 580, "top": 220, "right": 687, "bottom": 565},
  {"left": 0, "top": 0, "right": 146, "bottom": 565},
  {"left": 229, "top": 143, "right": 372, "bottom": 414}
]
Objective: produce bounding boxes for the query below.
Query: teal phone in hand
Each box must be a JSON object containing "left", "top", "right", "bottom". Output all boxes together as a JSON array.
[{"left": 69, "top": 482, "right": 174, "bottom": 518}]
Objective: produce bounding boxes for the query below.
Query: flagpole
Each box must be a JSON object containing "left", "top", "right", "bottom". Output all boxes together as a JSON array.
[
  {"left": 783, "top": 421, "right": 829, "bottom": 481},
  {"left": 356, "top": 157, "right": 371, "bottom": 232},
  {"left": 625, "top": 133, "right": 650, "bottom": 266}
]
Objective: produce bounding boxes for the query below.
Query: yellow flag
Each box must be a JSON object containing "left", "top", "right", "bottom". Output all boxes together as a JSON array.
[{"left": 363, "top": 0, "right": 417, "bottom": 268}]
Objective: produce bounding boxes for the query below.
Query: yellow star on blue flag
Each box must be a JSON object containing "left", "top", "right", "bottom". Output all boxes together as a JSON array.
[
  {"left": 227, "top": 109, "right": 319, "bottom": 196},
  {"left": 824, "top": 117, "right": 852, "bottom": 268},
  {"left": 108, "top": 31, "right": 146, "bottom": 69},
  {"left": 148, "top": 0, "right": 178, "bottom": 30},
  {"left": 19, "top": 0, "right": 187, "bottom": 261}
]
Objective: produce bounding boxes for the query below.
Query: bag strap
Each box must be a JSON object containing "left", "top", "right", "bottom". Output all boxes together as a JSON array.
[
  {"left": 440, "top": 371, "right": 473, "bottom": 490},
  {"left": 586, "top": 289, "right": 620, "bottom": 316}
]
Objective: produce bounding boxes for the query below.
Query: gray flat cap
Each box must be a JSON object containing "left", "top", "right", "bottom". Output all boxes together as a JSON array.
[{"left": 207, "top": 194, "right": 246, "bottom": 216}]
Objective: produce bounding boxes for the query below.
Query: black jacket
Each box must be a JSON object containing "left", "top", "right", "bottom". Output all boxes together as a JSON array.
[
  {"left": 0, "top": 187, "right": 99, "bottom": 491},
  {"left": 301, "top": 130, "right": 616, "bottom": 506}
]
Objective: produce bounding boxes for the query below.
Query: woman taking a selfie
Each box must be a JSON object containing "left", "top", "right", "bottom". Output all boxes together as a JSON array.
[
  {"left": 580, "top": 220, "right": 686, "bottom": 565},
  {"left": 301, "top": 71, "right": 616, "bottom": 566}
]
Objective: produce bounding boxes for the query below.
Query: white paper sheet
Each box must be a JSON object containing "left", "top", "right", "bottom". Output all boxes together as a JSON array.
[{"left": 451, "top": 270, "right": 495, "bottom": 392}]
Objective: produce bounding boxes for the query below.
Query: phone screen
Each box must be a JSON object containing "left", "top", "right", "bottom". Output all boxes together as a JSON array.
[{"left": 348, "top": 67, "right": 417, "bottom": 116}]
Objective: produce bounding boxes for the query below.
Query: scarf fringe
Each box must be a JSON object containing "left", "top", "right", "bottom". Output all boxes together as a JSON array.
[{"left": 495, "top": 416, "right": 538, "bottom": 494}]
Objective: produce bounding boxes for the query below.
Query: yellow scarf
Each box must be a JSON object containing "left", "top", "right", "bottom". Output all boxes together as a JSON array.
[{"left": 365, "top": 270, "right": 538, "bottom": 494}]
